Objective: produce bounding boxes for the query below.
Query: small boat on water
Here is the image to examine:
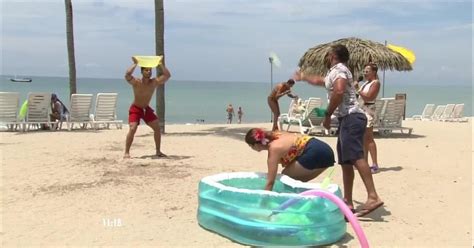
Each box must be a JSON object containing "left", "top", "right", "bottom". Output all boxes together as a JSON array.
[{"left": 9, "top": 76, "right": 32, "bottom": 82}]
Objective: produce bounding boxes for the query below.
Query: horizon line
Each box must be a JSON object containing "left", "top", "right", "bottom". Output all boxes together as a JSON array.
[{"left": 1, "top": 74, "right": 472, "bottom": 86}]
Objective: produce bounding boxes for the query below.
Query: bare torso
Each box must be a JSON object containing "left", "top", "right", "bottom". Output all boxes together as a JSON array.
[
  {"left": 131, "top": 78, "right": 158, "bottom": 108},
  {"left": 268, "top": 83, "right": 290, "bottom": 100}
]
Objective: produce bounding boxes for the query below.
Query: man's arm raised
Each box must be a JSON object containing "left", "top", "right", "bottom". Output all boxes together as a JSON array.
[
  {"left": 155, "top": 64, "right": 171, "bottom": 85},
  {"left": 293, "top": 69, "right": 325, "bottom": 86},
  {"left": 125, "top": 56, "right": 138, "bottom": 85}
]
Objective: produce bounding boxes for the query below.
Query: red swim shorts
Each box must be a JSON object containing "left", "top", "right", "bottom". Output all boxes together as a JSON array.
[{"left": 128, "top": 104, "right": 158, "bottom": 124}]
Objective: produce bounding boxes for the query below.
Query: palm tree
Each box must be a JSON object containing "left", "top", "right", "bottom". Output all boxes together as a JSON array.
[
  {"left": 64, "top": 0, "right": 77, "bottom": 96},
  {"left": 155, "top": 0, "right": 165, "bottom": 133}
]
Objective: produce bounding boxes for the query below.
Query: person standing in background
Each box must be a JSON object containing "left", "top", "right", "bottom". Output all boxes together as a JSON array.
[
  {"left": 358, "top": 63, "right": 381, "bottom": 173},
  {"left": 226, "top": 104, "right": 235, "bottom": 124},
  {"left": 237, "top": 107, "right": 244, "bottom": 124}
]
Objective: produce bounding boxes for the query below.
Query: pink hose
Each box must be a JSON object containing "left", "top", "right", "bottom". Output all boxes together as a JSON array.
[{"left": 276, "top": 189, "right": 369, "bottom": 248}]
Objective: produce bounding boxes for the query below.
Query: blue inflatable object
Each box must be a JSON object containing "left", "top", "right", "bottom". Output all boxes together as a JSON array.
[{"left": 197, "top": 172, "right": 346, "bottom": 246}]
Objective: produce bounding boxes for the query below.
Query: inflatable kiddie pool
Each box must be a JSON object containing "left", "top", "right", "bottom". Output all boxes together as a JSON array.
[{"left": 197, "top": 172, "right": 347, "bottom": 246}]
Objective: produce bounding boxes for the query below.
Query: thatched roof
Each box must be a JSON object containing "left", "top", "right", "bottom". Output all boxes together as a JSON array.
[{"left": 298, "top": 37, "right": 413, "bottom": 77}]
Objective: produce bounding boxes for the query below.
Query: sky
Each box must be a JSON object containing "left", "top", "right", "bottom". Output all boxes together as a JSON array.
[{"left": 1, "top": 0, "right": 472, "bottom": 85}]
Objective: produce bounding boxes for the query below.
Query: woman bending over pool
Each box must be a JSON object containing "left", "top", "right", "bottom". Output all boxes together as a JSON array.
[{"left": 245, "top": 128, "right": 335, "bottom": 191}]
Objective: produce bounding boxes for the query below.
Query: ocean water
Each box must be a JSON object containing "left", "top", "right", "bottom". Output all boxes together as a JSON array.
[{"left": 1, "top": 75, "right": 472, "bottom": 124}]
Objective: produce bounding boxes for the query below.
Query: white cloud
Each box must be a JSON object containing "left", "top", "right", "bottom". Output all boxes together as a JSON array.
[{"left": 1, "top": 0, "right": 472, "bottom": 84}]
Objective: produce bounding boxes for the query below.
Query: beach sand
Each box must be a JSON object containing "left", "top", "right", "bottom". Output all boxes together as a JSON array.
[{"left": 1, "top": 119, "right": 472, "bottom": 247}]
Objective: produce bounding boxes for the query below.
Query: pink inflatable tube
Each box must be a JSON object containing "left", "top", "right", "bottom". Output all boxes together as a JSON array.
[{"left": 275, "top": 189, "right": 369, "bottom": 248}]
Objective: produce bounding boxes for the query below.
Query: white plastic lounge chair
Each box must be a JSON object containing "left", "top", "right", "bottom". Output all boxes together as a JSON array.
[
  {"left": 301, "top": 107, "right": 326, "bottom": 135},
  {"left": 377, "top": 99, "right": 413, "bottom": 136},
  {"left": 371, "top": 99, "right": 386, "bottom": 129},
  {"left": 23, "top": 92, "right": 54, "bottom": 131},
  {"left": 446, "top": 104, "right": 468, "bottom": 122},
  {"left": 278, "top": 99, "right": 304, "bottom": 130},
  {"left": 301, "top": 98, "right": 325, "bottom": 135},
  {"left": 438, "top": 104, "right": 455, "bottom": 122},
  {"left": 305, "top": 98, "right": 323, "bottom": 115},
  {"left": 412, "top": 104, "right": 435, "bottom": 121},
  {"left": 0, "top": 92, "right": 20, "bottom": 131},
  {"left": 431, "top": 105, "right": 446, "bottom": 121},
  {"left": 279, "top": 97, "right": 322, "bottom": 133},
  {"left": 89, "top": 93, "right": 123, "bottom": 129},
  {"left": 66, "top": 94, "right": 93, "bottom": 130},
  {"left": 372, "top": 98, "right": 389, "bottom": 134}
]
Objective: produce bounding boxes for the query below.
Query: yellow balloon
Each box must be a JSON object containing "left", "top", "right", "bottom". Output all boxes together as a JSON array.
[{"left": 387, "top": 44, "right": 416, "bottom": 64}]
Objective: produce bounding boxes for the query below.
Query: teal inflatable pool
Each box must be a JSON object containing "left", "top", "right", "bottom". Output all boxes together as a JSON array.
[{"left": 197, "top": 172, "right": 346, "bottom": 246}]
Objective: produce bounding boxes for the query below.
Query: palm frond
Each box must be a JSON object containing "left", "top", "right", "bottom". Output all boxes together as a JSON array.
[{"left": 298, "top": 37, "right": 412, "bottom": 77}]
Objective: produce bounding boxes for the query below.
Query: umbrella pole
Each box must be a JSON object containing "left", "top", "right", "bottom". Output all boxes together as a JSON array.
[
  {"left": 382, "top": 40, "right": 387, "bottom": 97},
  {"left": 269, "top": 57, "right": 274, "bottom": 123}
]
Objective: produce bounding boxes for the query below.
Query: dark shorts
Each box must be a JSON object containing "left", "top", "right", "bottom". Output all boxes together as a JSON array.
[
  {"left": 128, "top": 104, "right": 158, "bottom": 124},
  {"left": 297, "top": 138, "right": 335, "bottom": 170},
  {"left": 336, "top": 113, "right": 367, "bottom": 165}
]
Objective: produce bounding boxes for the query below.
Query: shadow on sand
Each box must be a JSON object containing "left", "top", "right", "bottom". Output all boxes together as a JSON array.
[
  {"left": 375, "top": 132, "right": 425, "bottom": 139},
  {"left": 374, "top": 165, "right": 403, "bottom": 173},
  {"left": 137, "top": 154, "right": 193, "bottom": 160},
  {"left": 162, "top": 126, "right": 251, "bottom": 142}
]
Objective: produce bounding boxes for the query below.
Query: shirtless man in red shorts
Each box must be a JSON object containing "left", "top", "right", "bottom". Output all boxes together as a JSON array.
[{"left": 123, "top": 56, "right": 171, "bottom": 159}]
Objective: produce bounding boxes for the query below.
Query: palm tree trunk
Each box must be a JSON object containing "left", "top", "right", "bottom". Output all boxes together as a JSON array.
[
  {"left": 65, "top": 0, "right": 77, "bottom": 96},
  {"left": 155, "top": 0, "right": 165, "bottom": 133}
]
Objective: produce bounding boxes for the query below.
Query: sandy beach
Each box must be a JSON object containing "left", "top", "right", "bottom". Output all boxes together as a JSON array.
[{"left": 1, "top": 119, "right": 472, "bottom": 247}]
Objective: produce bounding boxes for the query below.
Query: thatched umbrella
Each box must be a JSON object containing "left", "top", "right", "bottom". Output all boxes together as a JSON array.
[{"left": 298, "top": 37, "right": 413, "bottom": 78}]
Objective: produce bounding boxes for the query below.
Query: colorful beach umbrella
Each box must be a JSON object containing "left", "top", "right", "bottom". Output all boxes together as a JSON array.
[
  {"left": 387, "top": 44, "right": 416, "bottom": 64},
  {"left": 298, "top": 37, "right": 413, "bottom": 77}
]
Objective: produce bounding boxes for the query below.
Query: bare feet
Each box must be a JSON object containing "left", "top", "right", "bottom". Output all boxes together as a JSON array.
[
  {"left": 155, "top": 152, "right": 167, "bottom": 158},
  {"left": 123, "top": 153, "right": 131, "bottom": 159}
]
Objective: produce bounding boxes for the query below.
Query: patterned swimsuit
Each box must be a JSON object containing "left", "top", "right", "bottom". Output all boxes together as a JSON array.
[{"left": 279, "top": 134, "right": 312, "bottom": 167}]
